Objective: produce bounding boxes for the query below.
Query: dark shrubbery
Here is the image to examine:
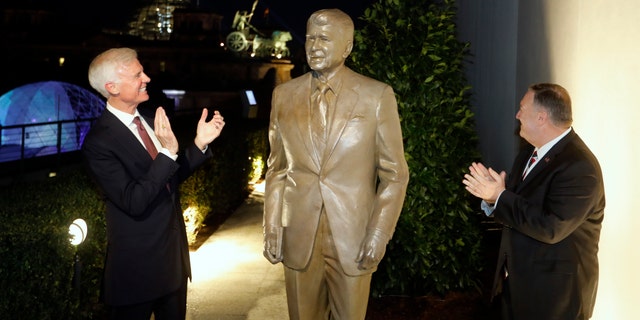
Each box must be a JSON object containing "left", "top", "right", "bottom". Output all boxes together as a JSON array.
[
  {"left": 350, "top": 0, "right": 484, "bottom": 296},
  {"left": 0, "top": 170, "right": 106, "bottom": 319}
]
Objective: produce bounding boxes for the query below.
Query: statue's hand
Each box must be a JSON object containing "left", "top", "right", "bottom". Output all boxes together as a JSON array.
[
  {"left": 356, "top": 229, "right": 389, "bottom": 270},
  {"left": 263, "top": 225, "right": 283, "bottom": 264}
]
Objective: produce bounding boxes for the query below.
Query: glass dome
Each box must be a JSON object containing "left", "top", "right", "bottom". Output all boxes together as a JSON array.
[{"left": 0, "top": 81, "right": 105, "bottom": 162}]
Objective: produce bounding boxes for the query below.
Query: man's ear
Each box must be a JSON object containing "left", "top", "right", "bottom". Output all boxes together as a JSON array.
[
  {"left": 105, "top": 82, "right": 119, "bottom": 95},
  {"left": 343, "top": 40, "right": 353, "bottom": 58},
  {"left": 537, "top": 110, "right": 548, "bottom": 123}
]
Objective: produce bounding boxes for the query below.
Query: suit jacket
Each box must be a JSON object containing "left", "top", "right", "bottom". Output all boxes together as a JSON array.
[
  {"left": 82, "top": 110, "right": 211, "bottom": 306},
  {"left": 264, "top": 67, "right": 409, "bottom": 276},
  {"left": 492, "top": 130, "right": 605, "bottom": 319}
]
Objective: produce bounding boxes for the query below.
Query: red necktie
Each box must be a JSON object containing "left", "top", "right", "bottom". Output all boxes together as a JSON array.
[
  {"left": 133, "top": 116, "right": 158, "bottom": 159},
  {"left": 522, "top": 150, "right": 538, "bottom": 180}
]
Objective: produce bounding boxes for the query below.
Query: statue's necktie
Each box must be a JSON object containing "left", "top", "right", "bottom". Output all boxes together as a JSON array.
[
  {"left": 315, "top": 82, "right": 330, "bottom": 130},
  {"left": 133, "top": 116, "right": 158, "bottom": 159},
  {"left": 522, "top": 150, "right": 538, "bottom": 180},
  {"left": 311, "top": 83, "right": 331, "bottom": 149}
]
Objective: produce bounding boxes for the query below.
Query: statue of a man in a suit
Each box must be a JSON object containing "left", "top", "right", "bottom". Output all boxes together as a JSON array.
[{"left": 263, "top": 8, "right": 410, "bottom": 320}]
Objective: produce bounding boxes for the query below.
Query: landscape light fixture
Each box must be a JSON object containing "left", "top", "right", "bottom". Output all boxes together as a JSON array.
[{"left": 68, "top": 218, "right": 87, "bottom": 246}]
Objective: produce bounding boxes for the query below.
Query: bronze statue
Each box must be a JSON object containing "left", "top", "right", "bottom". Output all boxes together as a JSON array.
[{"left": 263, "top": 8, "right": 409, "bottom": 319}]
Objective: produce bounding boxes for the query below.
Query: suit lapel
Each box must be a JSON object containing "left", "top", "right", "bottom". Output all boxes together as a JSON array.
[
  {"left": 101, "top": 111, "right": 152, "bottom": 162},
  {"left": 323, "top": 72, "right": 359, "bottom": 165},
  {"left": 295, "top": 69, "right": 360, "bottom": 169},
  {"left": 291, "top": 74, "right": 323, "bottom": 169},
  {"left": 516, "top": 131, "right": 576, "bottom": 191},
  {"left": 509, "top": 147, "right": 530, "bottom": 191}
]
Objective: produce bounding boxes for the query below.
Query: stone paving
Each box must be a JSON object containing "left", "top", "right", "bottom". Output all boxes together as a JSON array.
[{"left": 186, "top": 188, "right": 288, "bottom": 320}]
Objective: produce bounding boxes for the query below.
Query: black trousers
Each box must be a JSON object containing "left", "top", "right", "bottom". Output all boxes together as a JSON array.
[
  {"left": 107, "top": 279, "right": 188, "bottom": 320},
  {"left": 500, "top": 278, "right": 514, "bottom": 320}
]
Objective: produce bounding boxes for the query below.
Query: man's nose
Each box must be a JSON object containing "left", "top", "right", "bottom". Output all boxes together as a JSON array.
[{"left": 309, "top": 39, "right": 321, "bottom": 50}]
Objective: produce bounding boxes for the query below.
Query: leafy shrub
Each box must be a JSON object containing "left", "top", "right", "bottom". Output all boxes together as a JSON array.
[
  {"left": 0, "top": 170, "right": 106, "bottom": 319},
  {"left": 350, "top": 0, "right": 484, "bottom": 296}
]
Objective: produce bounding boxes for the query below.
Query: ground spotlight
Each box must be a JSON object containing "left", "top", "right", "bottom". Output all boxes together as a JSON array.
[{"left": 68, "top": 218, "right": 87, "bottom": 246}]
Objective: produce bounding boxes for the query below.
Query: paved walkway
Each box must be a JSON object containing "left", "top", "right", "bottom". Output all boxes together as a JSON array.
[{"left": 185, "top": 186, "right": 289, "bottom": 320}]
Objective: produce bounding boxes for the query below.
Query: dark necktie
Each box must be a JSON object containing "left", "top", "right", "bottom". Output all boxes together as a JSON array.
[
  {"left": 133, "top": 116, "right": 158, "bottom": 159},
  {"left": 522, "top": 150, "right": 538, "bottom": 180}
]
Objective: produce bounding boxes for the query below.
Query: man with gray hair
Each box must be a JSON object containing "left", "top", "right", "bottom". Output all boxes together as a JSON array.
[{"left": 83, "top": 47, "right": 225, "bottom": 319}]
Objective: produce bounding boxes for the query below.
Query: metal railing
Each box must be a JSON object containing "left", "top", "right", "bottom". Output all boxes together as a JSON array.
[{"left": 0, "top": 118, "right": 96, "bottom": 163}]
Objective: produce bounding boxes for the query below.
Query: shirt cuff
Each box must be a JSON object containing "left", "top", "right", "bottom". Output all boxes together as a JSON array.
[
  {"left": 480, "top": 190, "right": 505, "bottom": 216},
  {"left": 480, "top": 200, "right": 495, "bottom": 216},
  {"left": 160, "top": 148, "right": 178, "bottom": 161}
]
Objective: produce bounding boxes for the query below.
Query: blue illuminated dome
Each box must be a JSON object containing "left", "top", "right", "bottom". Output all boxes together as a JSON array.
[{"left": 0, "top": 81, "right": 105, "bottom": 162}]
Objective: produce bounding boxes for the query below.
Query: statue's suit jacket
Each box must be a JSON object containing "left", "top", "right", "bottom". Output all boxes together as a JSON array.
[
  {"left": 82, "top": 109, "right": 211, "bottom": 306},
  {"left": 264, "top": 67, "right": 409, "bottom": 276},
  {"left": 492, "top": 130, "right": 605, "bottom": 319}
]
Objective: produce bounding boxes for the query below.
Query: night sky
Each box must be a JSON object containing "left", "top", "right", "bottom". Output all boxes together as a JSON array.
[{"left": 1, "top": 0, "right": 375, "bottom": 45}]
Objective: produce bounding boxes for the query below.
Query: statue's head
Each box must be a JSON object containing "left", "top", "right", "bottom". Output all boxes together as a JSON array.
[{"left": 305, "top": 9, "right": 354, "bottom": 79}]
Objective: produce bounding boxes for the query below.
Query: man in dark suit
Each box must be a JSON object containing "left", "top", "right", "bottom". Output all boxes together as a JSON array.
[
  {"left": 82, "top": 47, "right": 225, "bottom": 320},
  {"left": 262, "top": 9, "right": 409, "bottom": 320},
  {"left": 463, "top": 83, "right": 605, "bottom": 319}
]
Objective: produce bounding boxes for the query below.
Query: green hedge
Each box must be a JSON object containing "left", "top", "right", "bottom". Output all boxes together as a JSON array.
[
  {"left": 0, "top": 116, "right": 268, "bottom": 318},
  {"left": 350, "top": 0, "right": 484, "bottom": 296},
  {"left": 0, "top": 170, "right": 107, "bottom": 319}
]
